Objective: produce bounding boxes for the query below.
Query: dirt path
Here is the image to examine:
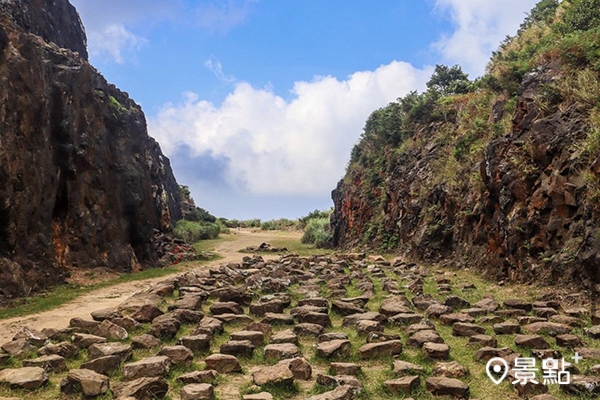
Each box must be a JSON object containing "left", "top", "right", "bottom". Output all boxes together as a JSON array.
[{"left": 0, "top": 229, "right": 300, "bottom": 343}]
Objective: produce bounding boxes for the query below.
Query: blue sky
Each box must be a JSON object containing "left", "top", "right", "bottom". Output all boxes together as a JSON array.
[{"left": 71, "top": 0, "right": 538, "bottom": 220}]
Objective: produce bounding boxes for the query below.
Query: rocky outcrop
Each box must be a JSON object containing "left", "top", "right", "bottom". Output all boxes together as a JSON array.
[
  {"left": 0, "top": 0, "right": 182, "bottom": 300},
  {"left": 331, "top": 60, "right": 600, "bottom": 289}
]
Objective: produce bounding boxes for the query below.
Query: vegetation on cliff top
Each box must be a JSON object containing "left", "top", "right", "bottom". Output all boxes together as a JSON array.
[{"left": 337, "top": 0, "right": 600, "bottom": 269}]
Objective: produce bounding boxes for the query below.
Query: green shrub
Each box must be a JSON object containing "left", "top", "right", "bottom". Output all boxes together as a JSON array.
[
  {"left": 260, "top": 218, "right": 298, "bottom": 230},
  {"left": 301, "top": 218, "right": 332, "bottom": 248},
  {"left": 173, "top": 220, "right": 220, "bottom": 243}
]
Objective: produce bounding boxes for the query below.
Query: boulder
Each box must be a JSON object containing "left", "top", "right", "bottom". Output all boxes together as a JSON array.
[{"left": 60, "top": 369, "right": 110, "bottom": 397}]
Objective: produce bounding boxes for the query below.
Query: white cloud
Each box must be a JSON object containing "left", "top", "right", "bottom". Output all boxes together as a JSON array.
[
  {"left": 148, "top": 61, "right": 433, "bottom": 196},
  {"left": 204, "top": 56, "right": 236, "bottom": 83},
  {"left": 433, "top": 0, "right": 539, "bottom": 76},
  {"left": 195, "top": 0, "right": 259, "bottom": 34},
  {"left": 87, "top": 24, "right": 147, "bottom": 64}
]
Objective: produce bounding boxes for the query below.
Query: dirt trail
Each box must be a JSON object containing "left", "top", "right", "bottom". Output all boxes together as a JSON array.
[{"left": 0, "top": 229, "right": 300, "bottom": 343}]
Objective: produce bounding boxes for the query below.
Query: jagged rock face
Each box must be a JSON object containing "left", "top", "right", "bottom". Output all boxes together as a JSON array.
[
  {"left": 331, "top": 62, "right": 600, "bottom": 288},
  {"left": 0, "top": 0, "right": 182, "bottom": 299},
  {"left": 0, "top": 0, "right": 87, "bottom": 59}
]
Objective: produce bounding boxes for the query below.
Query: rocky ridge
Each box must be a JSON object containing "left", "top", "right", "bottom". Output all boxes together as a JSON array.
[{"left": 0, "top": 0, "right": 182, "bottom": 300}]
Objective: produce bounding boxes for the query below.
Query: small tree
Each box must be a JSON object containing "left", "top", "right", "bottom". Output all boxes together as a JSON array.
[{"left": 426, "top": 64, "right": 471, "bottom": 96}]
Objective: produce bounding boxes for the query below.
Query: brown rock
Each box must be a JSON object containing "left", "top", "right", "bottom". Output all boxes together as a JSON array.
[
  {"left": 91, "top": 307, "right": 122, "bottom": 321},
  {"left": 92, "top": 319, "right": 129, "bottom": 340},
  {"left": 123, "top": 356, "right": 171, "bottom": 380},
  {"left": 493, "top": 320, "right": 521, "bottom": 334},
  {"left": 204, "top": 354, "right": 241, "bottom": 373},
  {"left": 178, "top": 334, "right": 212, "bottom": 353},
  {"left": 157, "top": 345, "right": 194, "bottom": 365},
  {"left": 555, "top": 334, "right": 583, "bottom": 348},
  {"left": 243, "top": 393, "right": 274, "bottom": 400},
  {"left": 439, "top": 313, "right": 474, "bottom": 325},
  {"left": 515, "top": 334, "right": 549, "bottom": 349},
  {"left": 12, "top": 327, "right": 48, "bottom": 346},
  {"left": 422, "top": 342, "right": 450, "bottom": 359},
  {"left": 130, "top": 304, "right": 164, "bottom": 323},
  {"left": 467, "top": 334, "right": 498, "bottom": 348},
  {"left": 359, "top": 340, "right": 402, "bottom": 359},
  {"left": 113, "top": 377, "right": 169, "bottom": 399},
  {"left": 181, "top": 383, "right": 214, "bottom": 400},
  {"left": 132, "top": 334, "right": 163, "bottom": 349},
  {"left": 452, "top": 322, "right": 485, "bottom": 337},
  {"left": 69, "top": 317, "right": 100, "bottom": 333},
  {"left": 177, "top": 370, "right": 219, "bottom": 385},
  {"left": 88, "top": 342, "right": 132, "bottom": 362},
  {"left": 60, "top": 368, "right": 110, "bottom": 397},
  {"left": 317, "top": 340, "right": 351, "bottom": 359},
  {"left": 474, "top": 346, "right": 513, "bottom": 362},
  {"left": 331, "top": 362, "right": 361, "bottom": 376},
  {"left": 264, "top": 343, "right": 301, "bottom": 360},
  {"left": 306, "top": 385, "right": 359, "bottom": 400},
  {"left": 425, "top": 376, "right": 469, "bottom": 397},
  {"left": 294, "top": 322, "right": 325, "bottom": 337},
  {"left": 383, "top": 375, "right": 420, "bottom": 395},
  {"left": 0, "top": 367, "right": 49, "bottom": 390},
  {"left": 38, "top": 341, "right": 79, "bottom": 358},
  {"left": 406, "top": 330, "right": 443, "bottom": 347},
  {"left": 1, "top": 339, "right": 36, "bottom": 356},
  {"left": 252, "top": 363, "right": 294, "bottom": 386},
  {"left": 393, "top": 360, "right": 424, "bottom": 376},
  {"left": 81, "top": 355, "right": 121, "bottom": 375},
  {"left": 280, "top": 357, "right": 312, "bottom": 380},
  {"left": 210, "top": 301, "right": 243, "bottom": 315},
  {"left": 433, "top": 361, "right": 468, "bottom": 378},
  {"left": 72, "top": 333, "right": 107, "bottom": 349},
  {"left": 261, "top": 313, "right": 295, "bottom": 325},
  {"left": 270, "top": 329, "right": 298, "bottom": 344},
  {"left": 523, "top": 322, "right": 571, "bottom": 336},
  {"left": 22, "top": 354, "right": 67, "bottom": 373}
]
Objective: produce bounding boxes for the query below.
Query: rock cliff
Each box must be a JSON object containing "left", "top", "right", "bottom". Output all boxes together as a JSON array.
[
  {"left": 331, "top": 0, "right": 600, "bottom": 290},
  {"left": 0, "top": 0, "right": 182, "bottom": 299}
]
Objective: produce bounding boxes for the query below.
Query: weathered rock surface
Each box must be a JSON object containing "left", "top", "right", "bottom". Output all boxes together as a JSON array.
[{"left": 0, "top": 0, "right": 183, "bottom": 301}]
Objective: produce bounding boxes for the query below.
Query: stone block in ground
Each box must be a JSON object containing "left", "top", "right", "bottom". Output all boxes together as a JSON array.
[
  {"left": 177, "top": 370, "right": 219, "bottom": 385},
  {"left": 358, "top": 340, "right": 402, "bottom": 359},
  {"left": 356, "top": 319, "right": 383, "bottom": 335},
  {"left": 132, "top": 333, "right": 162, "bottom": 349},
  {"left": 443, "top": 295, "right": 471, "bottom": 309},
  {"left": 439, "top": 313, "right": 474, "bottom": 325},
  {"left": 123, "top": 356, "right": 171, "bottom": 380},
  {"left": 181, "top": 383, "right": 214, "bottom": 400},
  {"left": 113, "top": 377, "right": 169, "bottom": 399},
  {"left": 294, "top": 322, "right": 325, "bottom": 337},
  {"left": 393, "top": 360, "right": 425, "bottom": 376},
  {"left": 406, "top": 330, "right": 443, "bottom": 348},
  {"left": 72, "top": 333, "right": 107, "bottom": 349},
  {"left": 69, "top": 317, "right": 100, "bottom": 333},
  {"left": 383, "top": 375, "right": 420, "bottom": 395},
  {"left": 474, "top": 346, "right": 514, "bottom": 362},
  {"left": 279, "top": 357, "right": 312, "bottom": 380},
  {"left": 88, "top": 342, "right": 132, "bottom": 362},
  {"left": 243, "top": 392, "right": 273, "bottom": 400},
  {"left": 170, "top": 294, "right": 205, "bottom": 311},
  {"left": 467, "top": 334, "right": 497, "bottom": 348},
  {"left": 316, "top": 374, "right": 362, "bottom": 389},
  {"left": 555, "top": 334, "right": 583, "bottom": 348},
  {"left": 150, "top": 317, "right": 180, "bottom": 339},
  {"left": 433, "top": 361, "right": 468, "bottom": 378},
  {"left": 388, "top": 313, "right": 423, "bottom": 326},
  {"left": 60, "top": 368, "right": 110, "bottom": 397},
  {"left": 12, "top": 327, "right": 48, "bottom": 346},
  {"left": 157, "top": 345, "right": 193, "bottom": 366},
  {"left": 221, "top": 340, "right": 255, "bottom": 358},
  {"left": 92, "top": 319, "right": 129, "bottom": 341},
  {"left": 425, "top": 376, "right": 469, "bottom": 398},
  {"left": 317, "top": 340, "right": 351, "bottom": 359},
  {"left": 342, "top": 312, "right": 387, "bottom": 327},
  {"left": 252, "top": 362, "right": 294, "bottom": 386},
  {"left": 22, "top": 354, "right": 67, "bottom": 373},
  {"left": 493, "top": 320, "right": 521, "bottom": 334},
  {"left": 178, "top": 334, "right": 212, "bottom": 353},
  {"left": 111, "top": 316, "right": 141, "bottom": 331},
  {"left": 0, "top": 367, "right": 49, "bottom": 390},
  {"left": 1, "top": 339, "right": 37, "bottom": 356},
  {"left": 261, "top": 313, "right": 295, "bottom": 326},
  {"left": 306, "top": 384, "right": 359, "bottom": 400},
  {"left": 514, "top": 334, "right": 549, "bottom": 349},
  {"left": 204, "top": 354, "right": 242, "bottom": 373},
  {"left": 81, "top": 355, "right": 121, "bottom": 375},
  {"left": 331, "top": 362, "right": 361, "bottom": 376},
  {"left": 250, "top": 300, "right": 288, "bottom": 316},
  {"left": 422, "top": 342, "right": 450, "bottom": 360},
  {"left": 379, "top": 297, "right": 412, "bottom": 317},
  {"left": 194, "top": 317, "right": 224, "bottom": 335},
  {"left": 270, "top": 329, "right": 298, "bottom": 344},
  {"left": 264, "top": 343, "right": 301, "bottom": 360},
  {"left": 129, "top": 304, "right": 164, "bottom": 323},
  {"left": 523, "top": 322, "right": 571, "bottom": 336},
  {"left": 452, "top": 322, "right": 485, "bottom": 337},
  {"left": 550, "top": 314, "right": 583, "bottom": 327},
  {"left": 298, "top": 297, "right": 329, "bottom": 308},
  {"left": 425, "top": 304, "right": 452, "bottom": 318},
  {"left": 574, "top": 347, "right": 600, "bottom": 360},
  {"left": 230, "top": 330, "right": 265, "bottom": 346},
  {"left": 332, "top": 300, "right": 365, "bottom": 316},
  {"left": 319, "top": 332, "right": 348, "bottom": 343},
  {"left": 209, "top": 301, "right": 243, "bottom": 315},
  {"left": 214, "top": 313, "right": 254, "bottom": 325},
  {"left": 503, "top": 299, "right": 533, "bottom": 311}
]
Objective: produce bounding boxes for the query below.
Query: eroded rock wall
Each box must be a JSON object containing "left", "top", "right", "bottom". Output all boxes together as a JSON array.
[
  {"left": 0, "top": 0, "right": 182, "bottom": 299},
  {"left": 332, "top": 63, "right": 600, "bottom": 288}
]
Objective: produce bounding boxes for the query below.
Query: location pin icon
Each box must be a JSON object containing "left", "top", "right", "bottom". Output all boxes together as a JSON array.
[{"left": 486, "top": 357, "right": 509, "bottom": 385}]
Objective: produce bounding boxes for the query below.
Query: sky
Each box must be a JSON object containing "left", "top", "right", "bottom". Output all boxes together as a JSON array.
[{"left": 70, "top": 0, "right": 539, "bottom": 220}]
